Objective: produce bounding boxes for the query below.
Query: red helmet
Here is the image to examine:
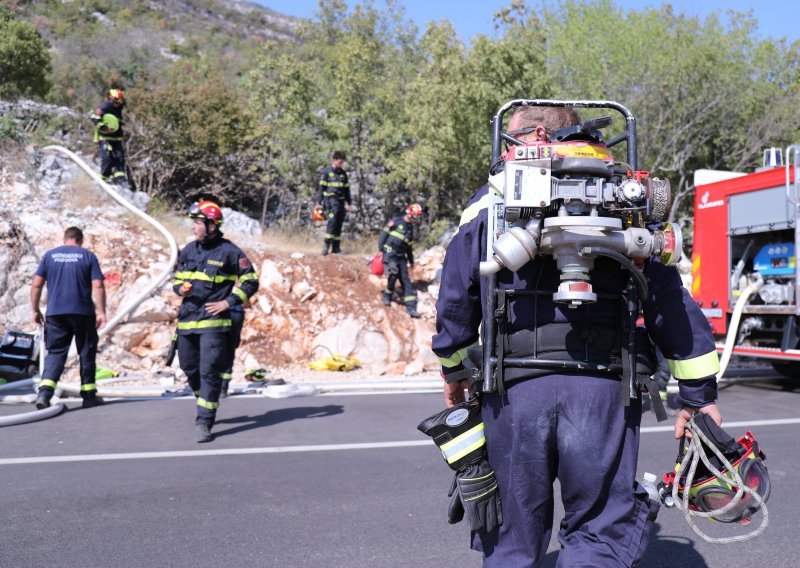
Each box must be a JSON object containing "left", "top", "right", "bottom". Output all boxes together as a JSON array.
[
  {"left": 311, "top": 205, "right": 326, "bottom": 222},
  {"left": 108, "top": 88, "right": 124, "bottom": 103},
  {"left": 188, "top": 200, "right": 224, "bottom": 225},
  {"left": 406, "top": 203, "right": 423, "bottom": 217}
]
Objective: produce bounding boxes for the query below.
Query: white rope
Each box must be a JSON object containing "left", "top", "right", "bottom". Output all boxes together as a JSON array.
[{"left": 671, "top": 417, "right": 768, "bottom": 544}]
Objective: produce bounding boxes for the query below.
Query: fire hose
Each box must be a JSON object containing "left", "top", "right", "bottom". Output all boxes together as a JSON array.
[
  {"left": 0, "top": 146, "right": 179, "bottom": 427},
  {"left": 717, "top": 275, "right": 764, "bottom": 379}
]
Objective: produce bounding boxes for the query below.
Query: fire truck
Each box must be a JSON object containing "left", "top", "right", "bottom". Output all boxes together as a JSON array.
[{"left": 691, "top": 146, "right": 800, "bottom": 379}]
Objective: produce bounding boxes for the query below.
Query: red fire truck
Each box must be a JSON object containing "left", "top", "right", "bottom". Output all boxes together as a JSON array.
[{"left": 691, "top": 147, "right": 800, "bottom": 379}]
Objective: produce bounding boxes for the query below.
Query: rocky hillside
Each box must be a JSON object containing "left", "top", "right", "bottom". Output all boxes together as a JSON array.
[{"left": 0, "top": 147, "right": 443, "bottom": 384}]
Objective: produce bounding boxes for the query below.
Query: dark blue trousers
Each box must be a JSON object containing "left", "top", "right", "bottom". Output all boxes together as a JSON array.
[
  {"left": 41, "top": 314, "right": 98, "bottom": 399},
  {"left": 223, "top": 308, "right": 244, "bottom": 379},
  {"left": 323, "top": 198, "right": 346, "bottom": 252},
  {"left": 177, "top": 332, "right": 228, "bottom": 427},
  {"left": 474, "top": 373, "right": 658, "bottom": 567}
]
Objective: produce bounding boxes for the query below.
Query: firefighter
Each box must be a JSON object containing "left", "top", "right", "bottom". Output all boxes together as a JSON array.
[
  {"left": 378, "top": 204, "right": 423, "bottom": 318},
  {"left": 173, "top": 200, "right": 259, "bottom": 442},
  {"left": 30, "top": 226, "right": 107, "bottom": 409},
  {"left": 431, "top": 105, "right": 722, "bottom": 566},
  {"left": 314, "top": 150, "right": 351, "bottom": 255},
  {"left": 90, "top": 88, "right": 128, "bottom": 187}
]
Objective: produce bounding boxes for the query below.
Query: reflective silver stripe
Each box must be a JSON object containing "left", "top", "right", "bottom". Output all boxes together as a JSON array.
[{"left": 439, "top": 423, "right": 485, "bottom": 465}]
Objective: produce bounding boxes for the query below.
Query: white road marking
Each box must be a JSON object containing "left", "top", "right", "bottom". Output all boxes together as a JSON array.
[{"left": 2, "top": 417, "right": 798, "bottom": 467}]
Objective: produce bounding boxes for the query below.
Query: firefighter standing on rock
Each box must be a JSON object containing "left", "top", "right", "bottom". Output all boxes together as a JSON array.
[
  {"left": 378, "top": 204, "right": 423, "bottom": 318},
  {"left": 173, "top": 200, "right": 259, "bottom": 442},
  {"left": 90, "top": 88, "right": 128, "bottom": 187},
  {"left": 314, "top": 151, "right": 351, "bottom": 255}
]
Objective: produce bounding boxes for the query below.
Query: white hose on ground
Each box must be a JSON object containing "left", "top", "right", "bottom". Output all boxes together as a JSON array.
[
  {"left": 0, "top": 378, "right": 36, "bottom": 394},
  {"left": 717, "top": 275, "right": 764, "bottom": 380},
  {"left": 36, "top": 146, "right": 179, "bottom": 398},
  {"left": 0, "top": 403, "right": 65, "bottom": 428}
]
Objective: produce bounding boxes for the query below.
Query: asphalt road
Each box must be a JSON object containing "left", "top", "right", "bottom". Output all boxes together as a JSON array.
[{"left": 1, "top": 377, "right": 798, "bottom": 568}]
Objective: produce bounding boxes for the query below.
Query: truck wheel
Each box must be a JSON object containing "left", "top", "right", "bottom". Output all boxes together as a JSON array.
[{"left": 769, "top": 361, "right": 800, "bottom": 388}]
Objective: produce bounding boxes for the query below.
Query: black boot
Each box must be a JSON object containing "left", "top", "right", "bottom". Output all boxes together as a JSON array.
[
  {"left": 406, "top": 304, "right": 421, "bottom": 318},
  {"left": 332, "top": 242, "right": 342, "bottom": 254},
  {"left": 220, "top": 379, "right": 230, "bottom": 398},
  {"left": 35, "top": 389, "right": 53, "bottom": 410},
  {"left": 196, "top": 424, "right": 213, "bottom": 443},
  {"left": 322, "top": 242, "right": 330, "bottom": 256},
  {"left": 381, "top": 292, "right": 392, "bottom": 306},
  {"left": 82, "top": 396, "right": 105, "bottom": 409}
]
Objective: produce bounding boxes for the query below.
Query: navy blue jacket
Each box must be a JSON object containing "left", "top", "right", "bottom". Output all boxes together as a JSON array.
[
  {"left": 432, "top": 184, "right": 720, "bottom": 407},
  {"left": 315, "top": 165, "right": 351, "bottom": 205},
  {"left": 172, "top": 232, "right": 259, "bottom": 335},
  {"left": 90, "top": 100, "right": 124, "bottom": 140},
  {"left": 378, "top": 215, "right": 415, "bottom": 264}
]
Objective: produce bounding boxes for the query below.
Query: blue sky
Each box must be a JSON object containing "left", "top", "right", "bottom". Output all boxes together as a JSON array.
[{"left": 255, "top": 0, "right": 799, "bottom": 42}]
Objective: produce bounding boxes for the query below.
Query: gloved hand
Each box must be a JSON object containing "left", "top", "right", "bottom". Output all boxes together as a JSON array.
[
  {"left": 447, "top": 459, "right": 503, "bottom": 533},
  {"left": 99, "top": 125, "right": 112, "bottom": 134}
]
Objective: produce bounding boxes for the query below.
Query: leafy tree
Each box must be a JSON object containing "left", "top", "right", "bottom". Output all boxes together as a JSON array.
[
  {"left": 0, "top": 6, "right": 52, "bottom": 100},
  {"left": 542, "top": 0, "right": 800, "bottom": 239}
]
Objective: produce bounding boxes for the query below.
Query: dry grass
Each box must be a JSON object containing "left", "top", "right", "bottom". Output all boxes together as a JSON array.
[
  {"left": 255, "top": 225, "right": 380, "bottom": 256},
  {"left": 62, "top": 171, "right": 107, "bottom": 211}
]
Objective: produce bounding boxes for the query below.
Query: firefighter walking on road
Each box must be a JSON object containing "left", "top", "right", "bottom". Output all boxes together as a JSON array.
[
  {"left": 90, "top": 88, "right": 128, "bottom": 187},
  {"left": 173, "top": 200, "right": 259, "bottom": 442},
  {"left": 378, "top": 204, "right": 423, "bottom": 318},
  {"left": 314, "top": 151, "right": 351, "bottom": 255}
]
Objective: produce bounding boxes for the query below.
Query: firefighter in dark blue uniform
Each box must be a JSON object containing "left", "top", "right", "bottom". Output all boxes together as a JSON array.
[
  {"left": 173, "top": 200, "right": 259, "bottom": 442},
  {"left": 432, "top": 106, "right": 722, "bottom": 566},
  {"left": 89, "top": 88, "right": 127, "bottom": 186},
  {"left": 30, "top": 226, "right": 107, "bottom": 409},
  {"left": 378, "top": 204, "right": 423, "bottom": 318},
  {"left": 314, "top": 150, "right": 351, "bottom": 255}
]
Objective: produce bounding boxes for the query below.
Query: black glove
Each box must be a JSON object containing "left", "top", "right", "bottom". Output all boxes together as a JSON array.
[{"left": 447, "top": 459, "right": 502, "bottom": 533}]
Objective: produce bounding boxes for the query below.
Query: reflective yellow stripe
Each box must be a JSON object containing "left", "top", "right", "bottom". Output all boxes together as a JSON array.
[
  {"left": 387, "top": 230, "right": 409, "bottom": 243},
  {"left": 666, "top": 351, "right": 720, "bottom": 380},
  {"left": 238, "top": 273, "right": 259, "bottom": 283},
  {"left": 80, "top": 383, "right": 97, "bottom": 391},
  {"left": 197, "top": 397, "right": 219, "bottom": 410},
  {"left": 40, "top": 379, "right": 57, "bottom": 389},
  {"left": 174, "top": 271, "right": 236, "bottom": 283},
  {"left": 320, "top": 181, "right": 348, "bottom": 187},
  {"left": 439, "top": 347, "right": 470, "bottom": 368},
  {"left": 440, "top": 423, "right": 485, "bottom": 465},
  {"left": 455, "top": 191, "right": 495, "bottom": 234},
  {"left": 177, "top": 319, "right": 232, "bottom": 330},
  {"left": 463, "top": 482, "right": 498, "bottom": 502},
  {"left": 233, "top": 288, "right": 248, "bottom": 303},
  {"left": 220, "top": 373, "right": 232, "bottom": 380}
]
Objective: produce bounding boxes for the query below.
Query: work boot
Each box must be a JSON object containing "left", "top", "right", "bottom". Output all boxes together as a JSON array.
[
  {"left": 331, "top": 243, "right": 342, "bottom": 254},
  {"left": 407, "top": 305, "right": 421, "bottom": 318},
  {"left": 82, "top": 396, "right": 105, "bottom": 409},
  {"left": 220, "top": 379, "right": 230, "bottom": 398},
  {"left": 322, "top": 242, "right": 330, "bottom": 256},
  {"left": 196, "top": 424, "right": 213, "bottom": 443},
  {"left": 381, "top": 293, "right": 391, "bottom": 306},
  {"left": 35, "top": 390, "right": 53, "bottom": 410}
]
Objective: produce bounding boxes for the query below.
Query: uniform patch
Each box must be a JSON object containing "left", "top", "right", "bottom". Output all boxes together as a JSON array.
[
  {"left": 445, "top": 408, "right": 469, "bottom": 427},
  {"left": 239, "top": 257, "right": 251, "bottom": 269},
  {"left": 207, "top": 259, "right": 223, "bottom": 267}
]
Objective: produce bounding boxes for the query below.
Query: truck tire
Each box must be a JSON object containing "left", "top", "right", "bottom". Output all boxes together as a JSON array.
[{"left": 769, "top": 360, "right": 800, "bottom": 388}]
